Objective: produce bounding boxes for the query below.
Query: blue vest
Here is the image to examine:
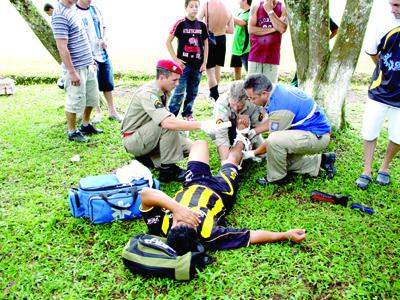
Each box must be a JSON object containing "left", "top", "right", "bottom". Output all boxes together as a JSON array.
[{"left": 267, "top": 84, "right": 331, "bottom": 135}]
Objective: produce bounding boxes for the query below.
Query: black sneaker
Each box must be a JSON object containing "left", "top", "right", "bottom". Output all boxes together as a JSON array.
[
  {"left": 321, "top": 152, "right": 336, "bottom": 179},
  {"left": 159, "top": 164, "right": 186, "bottom": 182},
  {"left": 68, "top": 130, "right": 88, "bottom": 142},
  {"left": 256, "top": 175, "right": 290, "bottom": 186},
  {"left": 135, "top": 155, "right": 155, "bottom": 169},
  {"left": 79, "top": 123, "right": 103, "bottom": 135}
]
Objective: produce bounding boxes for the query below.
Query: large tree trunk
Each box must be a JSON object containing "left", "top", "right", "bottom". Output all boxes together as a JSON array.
[
  {"left": 9, "top": 0, "right": 60, "bottom": 64},
  {"left": 285, "top": 0, "right": 373, "bottom": 129}
]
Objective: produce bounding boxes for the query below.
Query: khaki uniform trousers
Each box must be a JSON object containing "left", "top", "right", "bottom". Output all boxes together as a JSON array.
[
  {"left": 123, "top": 121, "right": 192, "bottom": 167},
  {"left": 266, "top": 130, "right": 330, "bottom": 182}
]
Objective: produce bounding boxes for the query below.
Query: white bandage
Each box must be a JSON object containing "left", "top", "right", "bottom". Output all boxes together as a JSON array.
[
  {"left": 242, "top": 150, "right": 255, "bottom": 160},
  {"left": 233, "top": 133, "right": 251, "bottom": 151}
]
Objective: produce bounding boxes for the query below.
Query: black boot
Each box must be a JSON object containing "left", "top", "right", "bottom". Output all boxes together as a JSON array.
[
  {"left": 321, "top": 152, "right": 336, "bottom": 179},
  {"left": 256, "top": 175, "right": 290, "bottom": 186},
  {"left": 135, "top": 155, "right": 155, "bottom": 169},
  {"left": 159, "top": 164, "right": 186, "bottom": 182}
]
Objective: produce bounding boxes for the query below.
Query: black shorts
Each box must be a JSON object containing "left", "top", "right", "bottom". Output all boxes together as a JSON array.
[
  {"left": 183, "top": 161, "right": 239, "bottom": 210},
  {"left": 230, "top": 53, "right": 249, "bottom": 71},
  {"left": 230, "top": 54, "right": 242, "bottom": 68},
  {"left": 206, "top": 35, "right": 226, "bottom": 69}
]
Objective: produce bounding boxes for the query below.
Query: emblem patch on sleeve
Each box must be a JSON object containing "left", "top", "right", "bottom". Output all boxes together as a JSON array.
[
  {"left": 154, "top": 100, "right": 164, "bottom": 109},
  {"left": 258, "top": 112, "right": 264, "bottom": 122},
  {"left": 216, "top": 119, "right": 224, "bottom": 124},
  {"left": 270, "top": 121, "right": 280, "bottom": 131}
]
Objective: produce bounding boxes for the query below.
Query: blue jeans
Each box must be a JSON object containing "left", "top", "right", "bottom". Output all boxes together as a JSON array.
[{"left": 168, "top": 66, "right": 202, "bottom": 117}]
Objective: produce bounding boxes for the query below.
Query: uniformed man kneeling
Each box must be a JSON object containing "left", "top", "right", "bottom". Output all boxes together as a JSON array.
[
  {"left": 242, "top": 74, "right": 336, "bottom": 186},
  {"left": 213, "top": 80, "right": 265, "bottom": 160},
  {"left": 121, "top": 59, "right": 230, "bottom": 182}
]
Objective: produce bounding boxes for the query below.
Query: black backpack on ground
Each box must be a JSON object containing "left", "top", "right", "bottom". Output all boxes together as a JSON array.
[{"left": 122, "top": 233, "right": 214, "bottom": 280}]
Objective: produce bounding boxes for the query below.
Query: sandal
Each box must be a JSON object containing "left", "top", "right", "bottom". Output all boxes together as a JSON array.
[
  {"left": 355, "top": 174, "right": 372, "bottom": 190},
  {"left": 376, "top": 171, "right": 390, "bottom": 186}
]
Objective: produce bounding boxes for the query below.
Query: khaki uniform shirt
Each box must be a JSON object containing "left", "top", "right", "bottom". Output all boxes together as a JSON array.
[
  {"left": 213, "top": 95, "right": 265, "bottom": 147},
  {"left": 121, "top": 81, "right": 173, "bottom": 134}
]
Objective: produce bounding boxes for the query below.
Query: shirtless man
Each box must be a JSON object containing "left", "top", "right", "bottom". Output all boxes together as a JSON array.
[{"left": 199, "top": 0, "right": 234, "bottom": 101}]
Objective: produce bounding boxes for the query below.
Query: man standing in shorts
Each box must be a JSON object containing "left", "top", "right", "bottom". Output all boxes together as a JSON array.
[
  {"left": 76, "top": 0, "right": 122, "bottom": 123},
  {"left": 52, "top": 0, "right": 103, "bottom": 142},
  {"left": 231, "top": 0, "right": 252, "bottom": 80},
  {"left": 199, "top": 0, "right": 234, "bottom": 101},
  {"left": 248, "top": 0, "right": 288, "bottom": 83},
  {"left": 355, "top": 0, "right": 400, "bottom": 189}
]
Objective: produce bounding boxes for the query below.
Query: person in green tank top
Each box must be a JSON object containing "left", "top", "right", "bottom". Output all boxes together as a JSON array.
[{"left": 230, "top": 0, "right": 252, "bottom": 80}]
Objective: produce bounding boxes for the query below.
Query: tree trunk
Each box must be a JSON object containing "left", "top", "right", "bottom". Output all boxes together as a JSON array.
[
  {"left": 9, "top": 0, "right": 61, "bottom": 64},
  {"left": 285, "top": 0, "right": 373, "bottom": 129}
]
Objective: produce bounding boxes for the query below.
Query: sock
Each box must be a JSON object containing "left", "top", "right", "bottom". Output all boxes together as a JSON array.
[
  {"left": 209, "top": 85, "right": 219, "bottom": 100},
  {"left": 81, "top": 122, "right": 89, "bottom": 127}
]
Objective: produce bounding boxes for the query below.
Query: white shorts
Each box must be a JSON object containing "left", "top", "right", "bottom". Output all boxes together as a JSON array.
[
  {"left": 64, "top": 65, "right": 99, "bottom": 114},
  {"left": 361, "top": 97, "right": 400, "bottom": 144}
]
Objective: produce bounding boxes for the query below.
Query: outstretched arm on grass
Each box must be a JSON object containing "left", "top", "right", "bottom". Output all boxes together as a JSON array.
[{"left": 249, "top": 229, "right": 306, "bottom": 244}]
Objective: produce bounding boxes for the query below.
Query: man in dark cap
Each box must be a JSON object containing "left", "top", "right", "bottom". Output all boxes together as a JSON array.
[{"left": 121, "top": 59, "right": 231, "bottom": 182}]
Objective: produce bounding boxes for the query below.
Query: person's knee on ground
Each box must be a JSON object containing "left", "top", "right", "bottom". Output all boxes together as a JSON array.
[{"left": 166, "top": 225, "right": 199, "bottom": 255}]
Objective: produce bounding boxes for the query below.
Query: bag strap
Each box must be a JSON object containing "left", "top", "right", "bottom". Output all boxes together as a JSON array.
[
  {"left": 99, "top": 187, "right": 138, "bottom": 209},
  {"left": 73, "top": 188, "right": 81, "bottom": 208},
  {"left": 89, "top": 6, "right": 103, "bottom": 39}
]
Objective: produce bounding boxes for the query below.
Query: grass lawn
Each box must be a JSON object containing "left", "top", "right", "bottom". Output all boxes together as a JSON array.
[{"left": 0, "top": 80, "right": 399, "bottom": 299}]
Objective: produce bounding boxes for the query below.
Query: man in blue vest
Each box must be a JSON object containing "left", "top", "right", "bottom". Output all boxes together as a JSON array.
[
  {"left": 243, "top": 74, "right": 336, "bottom": 185},
  {"left": 355, "top": 0, "right": 400, "bottom": 189}
]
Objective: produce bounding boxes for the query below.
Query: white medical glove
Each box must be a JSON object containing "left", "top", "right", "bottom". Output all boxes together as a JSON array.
[
  {"left": 242, "top": 150, "right": 255, "bottom": 160},
  {"left": 248, "top": 129, "right": 257, "bottom": 140},
  {"left": 237, "top": 127, "right": 250, "bottom": 135}
]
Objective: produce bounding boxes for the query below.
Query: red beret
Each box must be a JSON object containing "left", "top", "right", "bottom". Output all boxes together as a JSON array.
[{"left": 156, "top": 59, "right": 183, "bottom": 75}]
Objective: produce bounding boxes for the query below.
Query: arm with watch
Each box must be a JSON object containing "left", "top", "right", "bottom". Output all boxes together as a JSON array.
[{"left": 263, "top": 0, "right": 288, "bottom": 34}]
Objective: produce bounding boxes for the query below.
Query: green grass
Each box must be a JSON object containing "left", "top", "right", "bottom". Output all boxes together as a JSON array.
[{"left": 0, "top": 82, "right": 399, "bottom": 299}]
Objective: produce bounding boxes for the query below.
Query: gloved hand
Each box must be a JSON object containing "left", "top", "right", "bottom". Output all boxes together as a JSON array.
[
  {"left": 237, "top": 127, "right": 250, "bottom": 135},
  {"left": 233, "top": 133, "right": 251, "bottom": 151},
  {"left": 248, "top": 129, "right": 257, "bottom": 140},
  {"left": 200, "top": 120, "right": 232, "bottom": 135},
  {"left": 242, "top": 150, "right": 255, "bottom": 160}
]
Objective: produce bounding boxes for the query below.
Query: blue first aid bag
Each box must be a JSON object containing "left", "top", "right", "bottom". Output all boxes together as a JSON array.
[{"left": 68, "top": 174, "right": 159, "bottom": 224}]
